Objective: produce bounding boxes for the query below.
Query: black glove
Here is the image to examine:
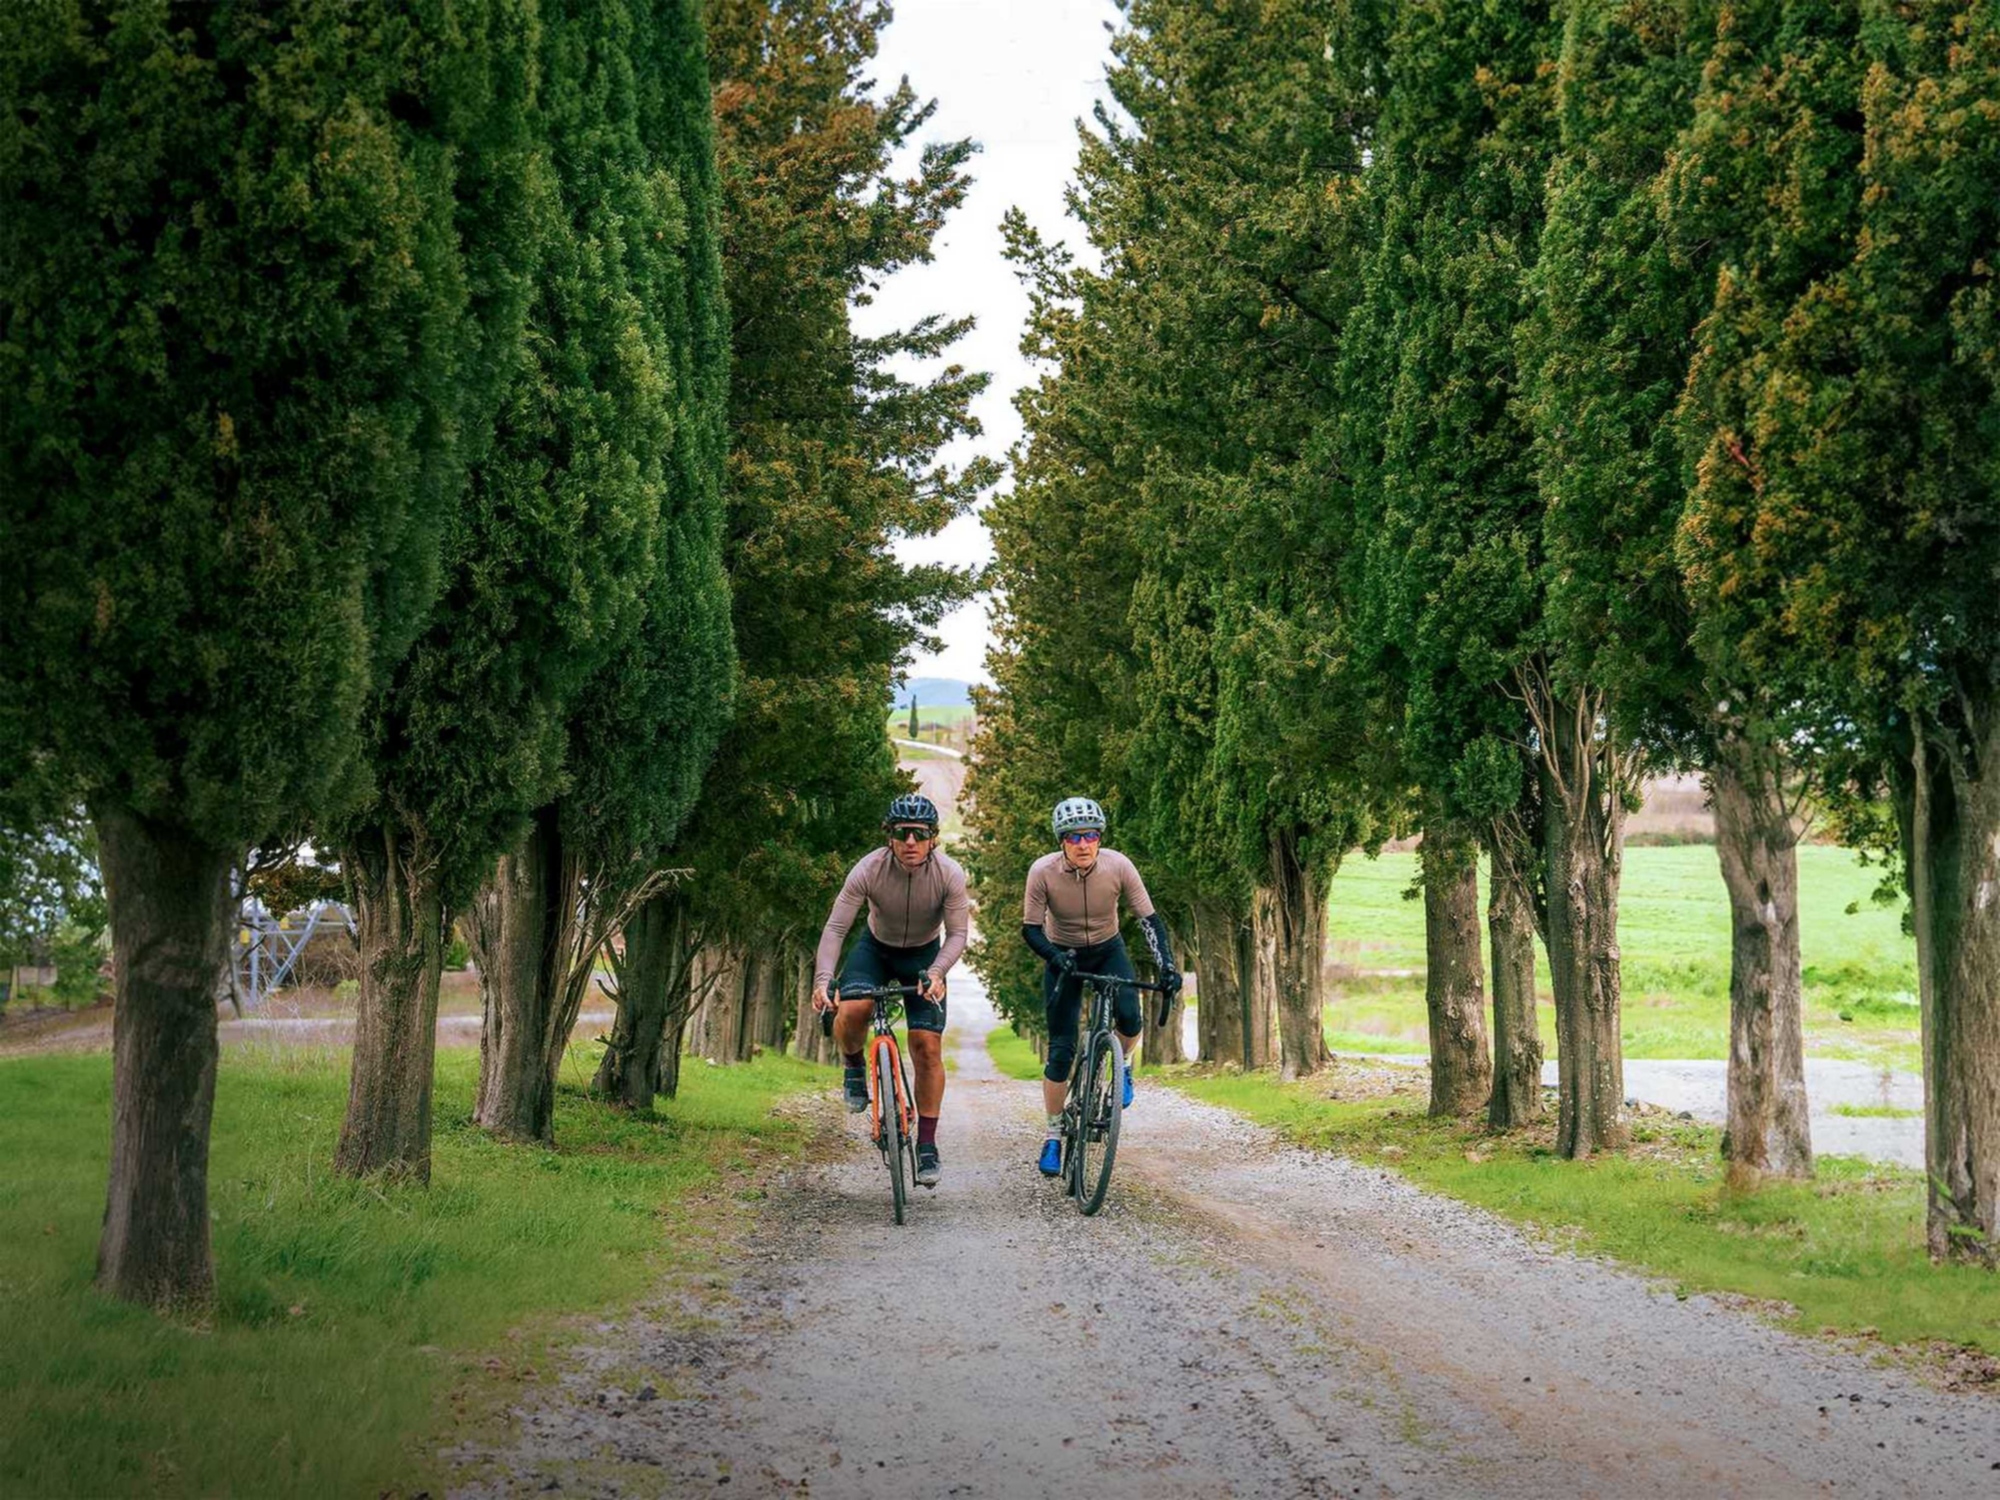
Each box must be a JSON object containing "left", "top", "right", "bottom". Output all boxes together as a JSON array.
[
  {"left": 1050, "top": 948, "right": 1078, "bottom": 976},
  {"left": 1157, "top": 968, "right": 1182, "bottom": 1027}
]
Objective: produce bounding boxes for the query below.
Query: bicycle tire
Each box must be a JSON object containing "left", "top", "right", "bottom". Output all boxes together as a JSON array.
[
  {"left": 1077, "top": 1030, "right": 1123, "bottom": 1216},
  {"left": 876, "top": 1040, "right": 907, "bottom": 1225}
]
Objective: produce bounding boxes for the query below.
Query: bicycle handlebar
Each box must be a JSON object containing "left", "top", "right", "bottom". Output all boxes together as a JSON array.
[{"left": 817, "top": 980, "right": 924, "bottom": 1036}]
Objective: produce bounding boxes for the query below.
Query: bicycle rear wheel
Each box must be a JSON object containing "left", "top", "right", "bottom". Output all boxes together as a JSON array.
[
  {"left": 875, "top": 1040, "right": 907, "bottom": 1225},
  {"left": 1076, "top": 1030, "right": 1123, "bottom": 1216}
]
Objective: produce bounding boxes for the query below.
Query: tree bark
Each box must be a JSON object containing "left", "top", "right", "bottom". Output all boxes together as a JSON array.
[
  {"left": 745, "top": 946, "right": 786, "bottom": 1057},
  {"left": 1422, "top": 823, "right": 1492, "bottom": 1116},
  {"left": 1266, "top": 831, "right": 1331, "bottom": 1080},
  {"left": 1711, "top": 734, "right": 1812, "bottom": 1188},
  {"left": 1541, "top": 713, "right": 1627, "bottom": 1158},
  {"left": 793, "top": 942, "right": 833, "bottom": 1064},
  {"left": 1485, "top": 822, "right": 1543, "bottom": 1129},
  {"left": 592, "top": 890, "right": 682, "bottom": 1110},
  {"left": 469, "top": 807, "right": 563, "bottom": 1142},
  {"left": 1191, "top": 899, "right": 1244, "bottom": 1065},
  {"left": 1901, "top": 708, "right": 2000, "bottom": 1267},
  {"left": 91, "top": 805, "right": 234, "bottom": 1309},
  {"left": 336, "top": 825, "right": 450, "bottom": 1180},
  {"left": 1238, "top": 898, "right": 1278, "bottom": 1070},
  {"left": 693, "top": 944, "right": 746, "bottom": 1065}
]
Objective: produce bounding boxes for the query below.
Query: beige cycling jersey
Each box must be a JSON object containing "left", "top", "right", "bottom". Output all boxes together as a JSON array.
[
  {"left": 813, "top": 846, "right": 971, "bottom": 987},
  {"left": 1021, "top": 847, "right": 1155, "bottom": 948}
]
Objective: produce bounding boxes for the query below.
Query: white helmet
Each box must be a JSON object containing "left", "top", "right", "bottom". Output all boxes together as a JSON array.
[{"left": 1051, "top": 796, "right": 1106, "bottom": 837}]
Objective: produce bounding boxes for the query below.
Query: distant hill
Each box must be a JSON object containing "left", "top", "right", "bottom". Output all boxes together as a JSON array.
[{"left": 891, "top": 676, "right": 975, "bottom": 709}]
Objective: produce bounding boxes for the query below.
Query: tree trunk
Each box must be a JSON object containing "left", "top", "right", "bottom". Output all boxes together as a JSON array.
[
  {"left": 693, "top": 944, "right": 746, "bottom": 1064},
  {"left": 1711, "top": 735, "right": 1812, "bottom": 1188},
  {"left": 1542, "top": 720, "right": 1627, "bottom": 1158},
  {"left": 1421, "top": 823, "right": 1491, "bottom": 1117},
  {"left": 1901, "top": 708, "right": 2000, "bottom": 1267},
  {"left": 1266, "top": 832, "right": 1331, "bottom": 1080},
  {"left": 336, "top": 825, "right": 449, "bottom": 1180},
  {"left": 1191, "top": 899, "right": 1244, "bottom": 1065},
  {"left": 1238, "top": 898, "right": 1278, "bottom": 1070},
  {"left": 793, "top": 943, "right": 833, "bottom": 1064},
  {"left": 1485, "top": 823, "right": 1543, "bottom": 1130},
  {"left": 470, "top": 807, "right": 563, "bottom": 1142},
  {"left": 592, "top": 890, "right": 680, "bottom": 1111},
  {"left": 745, "top": 947, "right": 785, "bottom": 1056},
  {"left": 91, "top": 805, "right": 234, "bottom": 1309}
]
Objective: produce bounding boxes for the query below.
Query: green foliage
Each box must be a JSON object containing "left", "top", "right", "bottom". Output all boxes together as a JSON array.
[
  {"left": 0, "top": 808, "right": 106, "bottom": 1009},
  {"left": 652, "top": 0, "right": 989, "bottom": 952},
  {"left": 985, "top": 1023, "right": 1045, "bottom": 1083},
  {"left": 0, "top": 0, "right": 512, "bottom": 843},
  {"left": 0, "top": 1043, "right": 817, "bottom": 1497},
  {"left": 1171, "top": 1065, "right": 2000, "bottom": 1355}
]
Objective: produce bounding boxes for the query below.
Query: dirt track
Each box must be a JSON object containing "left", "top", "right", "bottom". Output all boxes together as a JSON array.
[{"left": 450, "top": 971, "right": 2000, "bottom": 1500}]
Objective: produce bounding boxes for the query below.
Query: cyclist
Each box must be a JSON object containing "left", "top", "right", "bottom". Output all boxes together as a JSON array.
[
  {"left": 1021, "top": 796, "right": 1182, "bottom": 1177},
  {"left": 812, "top": 792, "right": 969, "bottom": 1188}
]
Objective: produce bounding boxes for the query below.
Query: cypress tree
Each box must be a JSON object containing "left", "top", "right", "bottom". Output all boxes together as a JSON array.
[
  {"left": 469, "top": 0, "right": 734, "bottom": 1142},
  {"left": 0, "top": 0, "right": 516, "bottom": 1302}
]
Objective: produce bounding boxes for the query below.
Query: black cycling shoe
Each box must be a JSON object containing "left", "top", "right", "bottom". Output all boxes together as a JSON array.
[
  {"left": 842, "top": 1067, "right": 868, "bottom": 1113},
  {"left": 916, "top": 1143, "right": 941, "bottom": 1188}
]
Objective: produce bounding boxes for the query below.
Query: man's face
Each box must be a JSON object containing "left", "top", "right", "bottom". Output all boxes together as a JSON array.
[
  {"left": 888, "top": 824, "right": 936, "bottom": 867},
  {"left": 1061, "top": 829, "right": 1103, "bottom": 868}
]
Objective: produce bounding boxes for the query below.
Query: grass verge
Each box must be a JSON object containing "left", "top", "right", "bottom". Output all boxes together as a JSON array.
[
  {"left": 986, "top": 1024, "right": 1044, "bottom": 1082},
  {"left": 0, "top": 1042, "right": 824, "bottom": 1498},
  {"left": 1165, "top": 1063, "right": 2000, "bottom": 1366}
]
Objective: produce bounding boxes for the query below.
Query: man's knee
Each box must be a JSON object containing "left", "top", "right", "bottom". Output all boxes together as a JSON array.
[
  {"left": 908, "top": 1030, "right": 942, "bottom": 1064},
  {"left": 1043, "top": 1034, "right": 1075, "bottom": 1084}
]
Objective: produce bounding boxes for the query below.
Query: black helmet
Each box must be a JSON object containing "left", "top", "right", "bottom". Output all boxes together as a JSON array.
[{"left": 884, "top": 793, "right": 940, "bottom": 829}]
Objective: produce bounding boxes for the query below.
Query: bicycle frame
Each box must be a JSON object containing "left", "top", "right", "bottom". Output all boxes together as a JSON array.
[
  {"left": 1059, "top": 967, "right": 1167, "bottom": 1216},
  {"left": 821, "top": 980, "right": 923, "bottom": 1222}
]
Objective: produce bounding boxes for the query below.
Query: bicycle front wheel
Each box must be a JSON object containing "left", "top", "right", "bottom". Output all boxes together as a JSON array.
[
  {"left": 876, "top": 1041, "right": 907, "bottom": 1225},
  {"left": 1076, "top": 1031, "right": 1123, "bottom": 1216}
]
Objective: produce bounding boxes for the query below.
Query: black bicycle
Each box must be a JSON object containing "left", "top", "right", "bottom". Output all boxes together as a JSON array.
[
  {"left": 821, "top": 981, "right": 923, "bottom": 1224},
  {"left": 1058, "top": 967, "right": 1170, "bottom": 1216}
]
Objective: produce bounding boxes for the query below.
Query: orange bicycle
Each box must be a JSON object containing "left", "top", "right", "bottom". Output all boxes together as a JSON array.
[{"left": 820, "top": 981, "right": 923, "bottom": 1223}]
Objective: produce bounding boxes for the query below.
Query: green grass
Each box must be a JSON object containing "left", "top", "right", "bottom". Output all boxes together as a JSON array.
[
  {"left": 1168, "top": 1065, "right": 2000, "bottom": 1358},
  {"left": 0, "top": 1043, "right": 822, "bottom": 1498},
  {"left": 1830, "top": 1102, "right": 1923, "bottom": 1120},
  {"left": 985, "top": 1024, "right": 1044, "bottom": 1082},
  {"left": 1324, "top": 845, "right": 1920, "bottom": 1069}
]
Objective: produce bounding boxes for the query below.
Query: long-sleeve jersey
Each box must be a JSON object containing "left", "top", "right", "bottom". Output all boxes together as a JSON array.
[
  {"left": 813, "top": 846, "right": 971, "bottom": 987},
  {"left": 1020, "top": 848, "right": 1155, "bottom": 948}
]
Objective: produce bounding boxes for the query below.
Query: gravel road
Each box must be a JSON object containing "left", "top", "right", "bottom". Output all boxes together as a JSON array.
[{"left": 451, "top": 971, "right": 2000, "bottom": 1500}]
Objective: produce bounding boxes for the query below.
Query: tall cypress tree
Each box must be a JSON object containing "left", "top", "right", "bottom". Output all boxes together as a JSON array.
[
  {"left": 593, "top": 0, "right": 988, "bottom": 1106},
  {"left": 0, "top": 0, "right": 521, "bottom": 1303},
  {"left": 468, "top": 0, "right": 735, "bottom": 1143}
]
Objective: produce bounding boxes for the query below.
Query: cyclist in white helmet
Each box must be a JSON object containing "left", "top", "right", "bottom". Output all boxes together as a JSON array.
[{"left": 1020, "top": 796, "right": 1181, "bottom": 1176}]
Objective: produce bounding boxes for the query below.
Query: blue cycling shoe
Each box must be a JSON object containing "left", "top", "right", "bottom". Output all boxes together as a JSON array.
[
  {"left": 1037, "top": 1138, "right": 1062, "bottom": 1177},
  {"left": 1122, "top": 1068, "right": 1134, "bottom": 1109}
]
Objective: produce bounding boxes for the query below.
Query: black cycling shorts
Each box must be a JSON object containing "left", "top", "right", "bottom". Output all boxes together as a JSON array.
[
  {"left": 1043, "top": 935, "right": 1140, "bottom": 1042},
  {"left": 837, "top": 929, "right": 947, "bottom": 1033}
]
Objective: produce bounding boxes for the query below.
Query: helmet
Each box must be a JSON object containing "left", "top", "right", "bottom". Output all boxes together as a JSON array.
[
  {"left": 884, "top": 793, "right": 940, "bottom": 829},
  {"left": 1051, "top": 796, "right": 1106, "bottom": 837}
]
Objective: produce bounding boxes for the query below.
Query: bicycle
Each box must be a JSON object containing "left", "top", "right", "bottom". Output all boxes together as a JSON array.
[
  {"left": 1055, "top": 966, "right": 1170, "bottom": 1216},
  {"left": 820, "top": 981, "right": 924, "bottom": 1224}
]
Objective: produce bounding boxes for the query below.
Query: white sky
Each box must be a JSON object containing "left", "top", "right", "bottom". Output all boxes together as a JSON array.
[{"left": 854, "top": 0, "right": 1122, "bottom": 686}]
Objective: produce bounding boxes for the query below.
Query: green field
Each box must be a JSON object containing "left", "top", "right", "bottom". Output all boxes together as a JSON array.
[
  {"left": 1323, "top": 845, "right": 1918, "bottom": 1070},
  {"left": 0, "top": 1045, "right": 821, "bottom": 1498}
]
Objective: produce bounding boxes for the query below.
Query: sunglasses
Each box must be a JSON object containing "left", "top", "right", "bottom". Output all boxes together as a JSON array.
[
  {"left": 1061, "top": 829, "right": 1103, "bottom": 845},
  {"left": 888, "top": 825, "right": 935, "bottom": 843}
]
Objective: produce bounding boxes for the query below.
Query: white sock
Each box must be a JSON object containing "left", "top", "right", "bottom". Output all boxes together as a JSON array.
[{"left": 1045, "top": 1112, "right": 1062, "bottom": 1138}]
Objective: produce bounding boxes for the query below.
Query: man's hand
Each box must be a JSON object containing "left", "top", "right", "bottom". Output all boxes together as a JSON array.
[
  {"left": 1157, "top": 968, "right": 1183, "bottom": 1028},
  {"left": 811, "top": 982, "right": 835, "bottom": 1014},
  {"left": 1052, "top": 948, "right": 1077, "bottom": 976},
  {"left": 920, "top": 970, "right": 946, "bottom": 1002}
]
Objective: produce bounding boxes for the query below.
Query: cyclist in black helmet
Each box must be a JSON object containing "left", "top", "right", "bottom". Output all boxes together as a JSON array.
[{"left": 812, "top": 792, "right": 969, "bottom": 1187}]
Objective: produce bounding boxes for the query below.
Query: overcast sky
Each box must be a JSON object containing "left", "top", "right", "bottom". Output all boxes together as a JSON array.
[{"left": 852, "top": 0, "right": 1123, "bottom": 686}]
